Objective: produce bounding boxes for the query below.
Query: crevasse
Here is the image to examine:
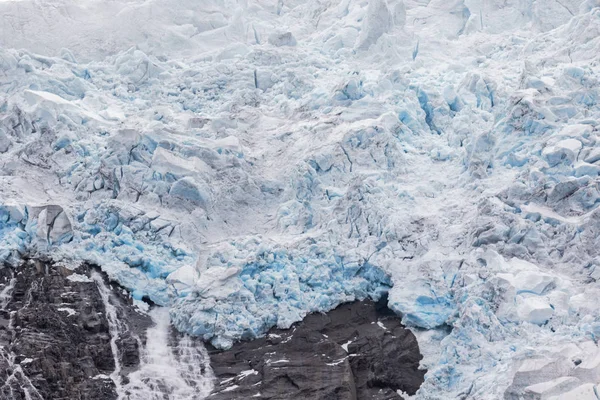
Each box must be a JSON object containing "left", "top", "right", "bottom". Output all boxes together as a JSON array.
[{"left": 2, "top": 0, "right": 600, "bottom": 398}]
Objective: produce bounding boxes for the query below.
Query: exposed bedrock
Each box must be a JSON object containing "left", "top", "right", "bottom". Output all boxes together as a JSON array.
[
  {"left": 0, "top": 260, "right": 426, "bottom": 399},
  {"left": 0, "top": 260, "right": 151, "bottom": 400},
  {"left": 208, "top": 296, "right": 426, "bottom": 400}
]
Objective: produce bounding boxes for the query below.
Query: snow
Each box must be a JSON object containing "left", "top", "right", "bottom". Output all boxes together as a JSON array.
[
  {"left": 326, "top": 358, "right": 348, "bottom": 366},
  {"left": 268, "top": 359, "right": 290, "bottom": 364},
  {"left": 516, "top": 297, "right": 554, "bottom": 325},
  {"left": 221, "top": 385, "right": 239, "bottom": 393},
  {"left": 57, "top": 307, "right": 77, "bottom": 317},
  {"left": 1, "top": 0, "right": 600, "bottom": 399},
  {"left": 66, "top": 273, "right": 92, "bottom": 283},
  {"left": 523, "top": 377, "right": 582, "bottom": 399},
  {"left": 342, "top": 340, "right": 353, "bottom": 353},
  {"left": 238, "top": 369, "right": 259, "bottom": 379},
  {"left": 572, "top": 350, "right": 600, "bottom": 382},
  {"left": 547, "top": 383, "right": 599, "bottom": 400}
]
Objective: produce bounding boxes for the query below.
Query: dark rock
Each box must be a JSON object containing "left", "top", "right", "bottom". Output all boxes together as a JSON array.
[
  {"left": 117, "top": 336, "right": 142, "bottom": 368},
  {"left": 208, "top": 296, "right": 426, "bottom": 400},
  {"left": 0, "top": 260, "right": 152, "bottom": 400},
  {"left": 0, "top": 260, "right": 426, "bottom": 400}
]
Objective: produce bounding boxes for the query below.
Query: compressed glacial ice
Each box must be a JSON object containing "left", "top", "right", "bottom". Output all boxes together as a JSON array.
[
  {"left": 171, "top": 240, "right": 392, "bottom": 348},
  {"left": 2, "top": 0, "right": 600, "bottom": 398}
]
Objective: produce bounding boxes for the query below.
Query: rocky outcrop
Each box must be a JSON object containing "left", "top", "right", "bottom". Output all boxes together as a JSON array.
[
  {"left": 208, "top": 297, "right": 426, "bottom": 400},
  {"left": 0, "top": 260, "right": 426, "bottom": 400},
  {"left": 0, "top": 260, "right": 151, "bottom": 400}
]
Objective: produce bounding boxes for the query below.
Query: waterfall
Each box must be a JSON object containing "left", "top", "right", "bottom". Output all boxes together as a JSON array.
[
  {"left": 0, "top": 276, "right": 16, "bottom": 309},
  {"left": 123, "top": 307, "right": 214, "bottom": 399},
  {"left": 92, "top": 272, "right": 126, "bottom": 396},
  {"left": 0, "top": 271, "right": 43, "bottom": 400}
]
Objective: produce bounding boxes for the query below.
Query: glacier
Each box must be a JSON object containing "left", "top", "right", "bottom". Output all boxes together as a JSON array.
[{"left": 2, "top": 0, "right": 600, "bottom": 398}]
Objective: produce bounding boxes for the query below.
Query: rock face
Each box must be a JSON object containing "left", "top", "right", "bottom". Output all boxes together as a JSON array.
[
  {"left": 208, "top": 297, "right": 426, "bottom": 400},
  {"left": 0, "top": 260, "right": 426, "bottom": 400},
  {"left": 0, "top": 260, "right": 151, "bottom": 400}
]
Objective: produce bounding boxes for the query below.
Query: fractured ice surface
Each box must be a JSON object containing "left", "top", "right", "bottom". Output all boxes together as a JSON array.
[
  {"left": 171, "top": 239, "right": 392, "bottom": 349},
  {"left": 2, "top": 0, "right": 600, "bottom": 398}
]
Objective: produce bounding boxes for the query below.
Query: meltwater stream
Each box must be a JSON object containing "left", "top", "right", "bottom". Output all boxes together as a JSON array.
[
  {"left": 0, "top": 272, "right": 43, "bottom": 400},
  {"left": 92, "top": 273, "right": 214, "bottom": 399},
  {"left": 0, "top": 275, "right": 15, "bottom": 309},
  {"left": 123, "top": 307, "right": 214, "bottom": 400},
  {"left": 92, "top": 272, "right": 126, "bottom": 395}
]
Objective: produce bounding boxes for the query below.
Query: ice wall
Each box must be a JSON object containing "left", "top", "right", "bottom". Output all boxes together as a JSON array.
[{"left": 1, "top": 0, "right": 600, "bottom": 398}]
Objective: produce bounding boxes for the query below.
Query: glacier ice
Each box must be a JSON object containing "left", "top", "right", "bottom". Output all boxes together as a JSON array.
[
  {"left": 170, "top": 240, "right": 392, "bottom": 349},
  {"left": 1, "top": 0, "right": 600, "bottom": 398}
]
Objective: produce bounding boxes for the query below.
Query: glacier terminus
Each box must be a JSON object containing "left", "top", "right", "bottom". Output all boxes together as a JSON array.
[{"left": 1, "top": 0, "right": 600, "bottom": 399}]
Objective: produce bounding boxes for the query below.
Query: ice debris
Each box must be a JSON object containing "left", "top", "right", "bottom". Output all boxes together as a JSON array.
[{"left": 1, "top": 0, "right": 600, "bottom": 399}]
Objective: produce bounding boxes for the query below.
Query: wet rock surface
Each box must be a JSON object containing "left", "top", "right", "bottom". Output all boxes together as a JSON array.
[
  {"left": 0, "top": 260, "right": 151, "bottom": 400},
  {"left": 208, "top": 296, "right": 426, "bottom": 400}
]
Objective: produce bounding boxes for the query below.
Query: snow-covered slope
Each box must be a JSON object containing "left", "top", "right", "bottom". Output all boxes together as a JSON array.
[{"left": 2, "top": 0, "right": 600, "bottom": 398}]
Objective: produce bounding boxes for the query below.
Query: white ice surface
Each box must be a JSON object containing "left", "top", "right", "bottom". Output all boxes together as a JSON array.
[{"left": 2, "top": 0, "right": 600, "bottom": 399}]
